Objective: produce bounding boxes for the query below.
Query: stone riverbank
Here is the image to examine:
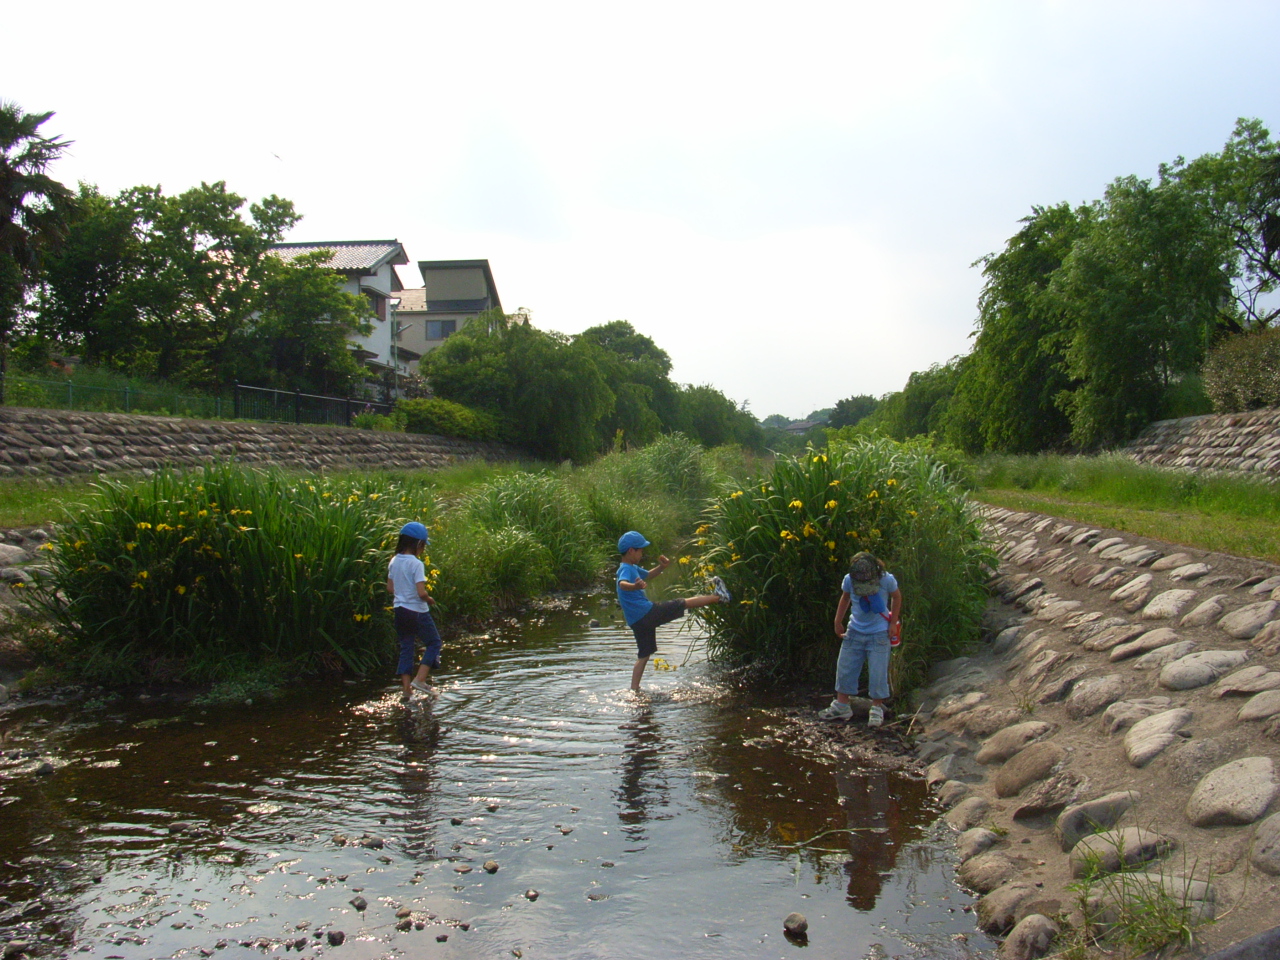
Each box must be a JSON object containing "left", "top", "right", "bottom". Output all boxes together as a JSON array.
[
  {"left": 903, "top": 507, "right": 1280, "bottom": 959},
  {"left": 0, "top": 407, "right": 522, "bottom": 478},
  {"left": 1125, "top": 407, "right": 1280, "bottom": 477}
]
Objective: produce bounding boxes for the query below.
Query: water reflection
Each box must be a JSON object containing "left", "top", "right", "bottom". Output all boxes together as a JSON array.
[
  {"left": 836, "top": 768, "right": 905, "bottom": 910},
  {"left": 615, "top": 706, "right": 668, "bottom": 841}
]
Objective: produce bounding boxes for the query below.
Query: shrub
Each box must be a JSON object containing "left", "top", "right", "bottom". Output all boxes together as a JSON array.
[
  {"left": 352, "top": 410, "right": 408, "bottom": 432},
  {"left": 693, "top": 436, "right": 993, "bottom": 692},
  {"left": 1202, "top": 328, "right": 1280, "bottom": 412},
  {"left": 29, "top": 464, "right": 436, "bottom": 683},
  {"left": 396, "top": 397, "right": 508, "bottom": 442}
]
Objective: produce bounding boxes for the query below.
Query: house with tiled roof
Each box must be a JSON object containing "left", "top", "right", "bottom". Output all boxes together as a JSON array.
[
  {"left": 270, "top": 240, "right": 412, "bottom": 381},
  {"left": 393, "top": 260, "right": 503, "bottom": 367}
]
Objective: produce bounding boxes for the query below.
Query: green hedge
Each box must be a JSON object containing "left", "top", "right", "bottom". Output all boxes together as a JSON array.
[
  {"left": 396, "top": 397, "right": 509, "bottom": 442},
  {"left": 1202, "top": 329, "right": 1280, "bottom": 412}
]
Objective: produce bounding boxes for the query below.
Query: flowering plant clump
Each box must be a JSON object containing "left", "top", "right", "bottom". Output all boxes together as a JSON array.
[
  {"left": 31, "top": 464, "right": 435, "bottom": 683},
  {"left": 694, "top": 436, "right": 993, "bottom": 691}
]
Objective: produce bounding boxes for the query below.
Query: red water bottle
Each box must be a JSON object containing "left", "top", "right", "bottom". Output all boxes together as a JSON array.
[{"left": 889, "top": 620, "right": 901, "bottom": 647}]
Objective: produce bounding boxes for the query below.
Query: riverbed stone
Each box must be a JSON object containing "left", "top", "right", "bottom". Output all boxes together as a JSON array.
[
  {"left": 999, "top": 914, "right": 1059, "bottom": 960},
  {"left": 1151, "top": 553, "right": 1195, "bottom": 572},
  {"left": 1064, "top": 675, "right": 1129, "bottom": 720},
  {"left": 1130, "top": 640, "right": 1197, "bottom": 672},
  {"left": 977, "top": 721, "right": 1054, "bottom": 765},
  {"left": 1248, "top": 575, "right": 1280, "bottom": 594},
  {"left": 957, "top": 827, "right": 1001, "bottom": 862},
  {"left": 1069, "top": 827, "right": 1173, "bottom": 878},
  {"left": 1102, "top": 697, "right": 1173, "bottom": 735},
  {"left": 946, "top": 796, "right": 990, "bottom": 831},
  {"left": 1012, "top": 768, "right": 1087, "bottom": 819},
  {"left": 1220, "top": 601, "right": 1280, "bottom": 639},
  {"left": 1239, "top": 689, "right": 1280, "bottom": 722},
  {"left": 1168, "top": 562, "right": 1212, "bottom": 581},
  {"left": 992, "top": 626, "right": 1023, "bottom": 655},
  {"left": 958, "top": 850, "right": 1020, "bottom": 894},
  {"left": 1070, "top": 563, "right": 1105, "bottom": 586},
  {"left": 1214, "top": 665, "right": 1280, "bottom": 697},
  {"left": 1185, "top": 756, "right": 1277, "bottom": 827},
  {"left": 1166, "top": 738, "right": 1232, "bottom": 787},
  {"left": 1056, "top": 791, "right": 1140, "bottom": 851},
  {"left": 1159, "top": 649, "right": 1252, "bottom": 690},
  {"left": 1110, "top": 627, "right": 1180, "bottom": 662},
  {"left": 995, "top": 741, "right": 1066, "bottom": 798},
  {"left": 961, "top": 706, "right": 1026, "bottom": 738},
  {"left": 1091, "top": 536, "right": 1126, "bottom": 555},
  {"left": 1251, "top": 811, "right": 1280, "bottom": 875},
  {"left": 1111, "top": 574, "right": 1153, "bottom": 611},
  {"left": 0, "top": 545, "right": 28, "bottom": 565},
  {"left": 1118, "top": 546, "right": 1162, "bottom": 566},
  {"left": 1083, "top": 623, "right": 1147, "bottom": 652},
  {"left": 937, "top": 780, "right": 971, "bottom": 808},
  {"left": 933, "top": 691, "right": 988, "bottom": 720},
  {"left": 1139, "top": 590, "right": 1198, "bottom": 621},
  {"left": 1252, "top": 620, "right": 1280, "bottom": 656},
  {"left": 975, "top": 882, "right": 1039, "bottom": 935},
  {"left": 926, "top": 755, "right": 957, "bottom": 789},
  {"left": 1090, "top": 567, "right": 1131, "bottom": 590},
  {"left": 1123, "top": 708, "right": 1193, "bottom": 767},
  {"left": 1181, "top": 595, "right": 1229, "bottom": 628},
  {"left": 783, "top": 912, "right": 807, "bottom": 935}
]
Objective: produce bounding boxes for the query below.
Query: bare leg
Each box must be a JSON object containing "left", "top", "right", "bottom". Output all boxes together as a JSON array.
[
  {"left": 684, "top": 594, "right": 720, "bottom": 609},
  {"left": 400, "top": 674, "right": 412, "bottom": 698},
  {"left": 630, "top": 657, "right": 649, "bottom": 691},
  {"left": 413, "top": 664, "right": 431, "bottom": 685}
]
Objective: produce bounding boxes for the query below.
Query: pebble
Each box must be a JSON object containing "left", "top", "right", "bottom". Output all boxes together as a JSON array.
[
  {"left": 1185, "top": 756, "right": 1277, "bottom": 827},
  {"left": 349, "top": 896, "right": 367, "bottom": 911},
  {"left": 782, "top": 912, "right": 808, "bottom": 935},
  {"left": 524, "top": 889, "right": 539, "bottom": 901},
  {"left": 326, "top": 931, "right": 345, "bottom": 946},
  {"left": 999, "top": 913, "right": 1058, "bottom": 960},
  {"left": 483, "top": 860, "right": 499, "bottom": 873}
]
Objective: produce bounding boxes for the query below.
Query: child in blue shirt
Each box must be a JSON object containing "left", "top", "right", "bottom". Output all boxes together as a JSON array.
[
  {"left": 616, "top": 530, "right": 731, "bottom": 691},
  {"left": 387, "top": 521, "right": 443, "bottom": 702},
  {"left": 820, "top": 551, "right": 902, "bottom": 727}
]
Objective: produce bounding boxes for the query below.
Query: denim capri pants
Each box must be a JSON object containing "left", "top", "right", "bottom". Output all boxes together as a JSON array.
[
  {"left": 836, "top": 629, "right": 891, "bottom": 700},
  {"left": 395, "top": 606, "right": 442, "bottom": 674}
]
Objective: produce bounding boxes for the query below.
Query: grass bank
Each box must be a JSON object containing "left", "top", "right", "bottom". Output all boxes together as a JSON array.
[{"left": 973, "top": 453, "right": 1280, "bottom": 563}]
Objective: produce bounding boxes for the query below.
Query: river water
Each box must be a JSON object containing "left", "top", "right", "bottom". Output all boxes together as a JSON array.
[{"left": 0, "top": 594, "right": 995, "bottom": 960}]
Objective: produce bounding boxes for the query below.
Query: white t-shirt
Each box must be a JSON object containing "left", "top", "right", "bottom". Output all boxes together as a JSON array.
[{"left": 388, "top": 553, "right": 429, "bottom": 612}]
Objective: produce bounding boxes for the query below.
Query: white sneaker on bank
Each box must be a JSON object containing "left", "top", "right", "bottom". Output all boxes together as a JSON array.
[
  {"left": 818, "top": 699, "right": 852, "bottom": 721},
  {"left": 868, "top": 704, "right": 885, "bottom": 727}
]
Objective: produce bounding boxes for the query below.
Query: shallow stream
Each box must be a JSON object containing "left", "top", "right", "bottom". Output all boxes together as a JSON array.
[{"left": 0, "top": 594, "right": 996, "bottom": 959}]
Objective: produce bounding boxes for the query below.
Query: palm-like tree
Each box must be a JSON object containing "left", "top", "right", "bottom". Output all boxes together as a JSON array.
[{"left": 0, "top": 101, "right": 74, "bottom": 393}]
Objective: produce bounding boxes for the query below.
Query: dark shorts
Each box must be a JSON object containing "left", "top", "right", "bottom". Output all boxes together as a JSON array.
[
  {"left": 630, "top": 598, "right": 686, "bottom": 658},
  {"left": 395, "top": 606, "right": 442, "bottom": 674}
]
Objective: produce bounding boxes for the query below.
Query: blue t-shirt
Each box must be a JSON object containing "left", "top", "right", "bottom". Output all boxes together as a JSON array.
[
  {"left": 841, "top": 571, "right": 899, "bottom": 635},
  {"left": 616, "top": 562, "right": 653, "bottom": 625}
]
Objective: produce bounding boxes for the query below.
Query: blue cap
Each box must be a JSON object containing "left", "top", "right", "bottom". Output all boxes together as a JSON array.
[
  {"left": 617, "top": 530, "right": 650, "bottom": 553},
  {"left": 400, "top": 521, "right": 430, "bottom": 544}
]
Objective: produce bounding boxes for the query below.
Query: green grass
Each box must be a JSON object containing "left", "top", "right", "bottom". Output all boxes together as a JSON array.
[{"left": 974, "top": 453, "right": 1280, "bottom": 562}]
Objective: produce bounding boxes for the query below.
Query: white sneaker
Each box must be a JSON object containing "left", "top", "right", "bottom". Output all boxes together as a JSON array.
[
  {"left": 711, "top": 576, "right": 732, "bottom": 604},
  {"left": 818, "top": 699, "right": 852, "bottom": 721},
  {"left": 410, "top": 680, "right": 436, "bottom": 699},
  {"left": 868, "top": 704, "right": 885, "bottom": 727}
]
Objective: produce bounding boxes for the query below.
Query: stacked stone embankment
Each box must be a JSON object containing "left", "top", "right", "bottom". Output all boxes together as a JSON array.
[
  {"left": 1125, "top": 408, "right": 1280, "bottom": 476},
  {"left": 0, "top": 407, "right": 522, "bottom": 478},
  {"left": 908, "top": 509, "right": 1280, "bottom": 959}
]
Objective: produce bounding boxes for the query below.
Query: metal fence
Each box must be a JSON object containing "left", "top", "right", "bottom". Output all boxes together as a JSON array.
[{"left": 1, "top": 375, "right": 394, "bottom": 428}]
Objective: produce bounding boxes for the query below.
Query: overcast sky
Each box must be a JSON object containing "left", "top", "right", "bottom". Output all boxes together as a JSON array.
[{"left": 6, "top": 1, "right": 1279, "bottom": 419}]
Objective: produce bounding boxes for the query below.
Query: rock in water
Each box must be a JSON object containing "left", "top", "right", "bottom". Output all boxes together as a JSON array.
[{"left": 783, "top": 912, "right": 808, "bottom": 935}]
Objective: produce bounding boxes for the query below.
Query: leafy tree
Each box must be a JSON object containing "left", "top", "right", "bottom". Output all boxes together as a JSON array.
[
  {"left": 861, "top": 359, "right": 964, "bottom": 441},
  {"left": 827, "top": 394, "right": 879, "bottom": 430},
  {"left": 1170, "top": 118, "right": 1280, "bottom": 330},
  {"left": 945, "top": 203, "right": 1088, "bottom": 453},
  {"left": 760, "top": 414, "right": 791, "bottom": 429},
  {"left": 1051, "top": 175, "right": 1231, "bottom": 448},
  {"left": 0, "top": 101, "right": 74, "bottom": 381},
  {"left": 673, "top": 384, "right": 763, "bottom": 450},
  {"left": 575, "top": 320, "right": 676, "bottom": 446}
]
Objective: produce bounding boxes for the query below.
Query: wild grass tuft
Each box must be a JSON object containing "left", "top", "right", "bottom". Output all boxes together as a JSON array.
[{"left": 693, "top": 436, "right": 993, "bottom": 691}]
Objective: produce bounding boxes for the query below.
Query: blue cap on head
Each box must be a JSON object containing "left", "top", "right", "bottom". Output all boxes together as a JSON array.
[
  {"left": 400, "top": 521, "right": 430, "bottom": 544},
  {"left": 617, "top": 530, "right": 650, "bottom": 553}
]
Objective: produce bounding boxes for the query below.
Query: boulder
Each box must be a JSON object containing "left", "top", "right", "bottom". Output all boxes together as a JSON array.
[
  {"left": 1219, "top": 601, "right": 1279, "bottom": 639},
  {"left": 1130, "top": 640, "right": 1197, "bottom": 672},
  {"left": 1123, "top": 708, "right": 1193, "bottom": 767},
  {"left": 1012, "top": 768, "right": 1087, "bottom": 819},
  {"left": 1180, "top": 595, "right": 1229, "bottom": 628},
  {"left": 962, "top": 706, "right": 1025, "bottom": 738},
  {"left": 1251, "top": 811, "right": 1280, "bottom": 875},
  {"left": 937, "top": 780, "right": 971, "bottom": 808},
  {"left": 1056, "top": 791, "right": 1140, "bottom": 851},
  {"left": 1159, "top": 649, "right": 1252, "bottom": 691},
  {"left": 1253, "top": 620, "right": 1280, "bottom": 657},
  {"left": 1070, "top": 563, "right": 1105, "bottom": 586},
  {"left": 1249, "top": 575, "right": 1280, "bottom": 595},
  {"left": 995, "top": 741, "right": 1066, "bottom": 798},
  {"left": 1064, "top": 675, "right": 1129, "bottom": 720},
  {"left": 957, "top": 827, "right": 1001, "bottom": 862},
  {"left": 1117, "top": 547, "right": 1161, "bottom": 566},
  {"left": 1111, "top": 574, "right": 1153, "bottom": 612},
  {"left": 999, "top": 914, "right": 1059, "bottom": 960},
  {"left": 1239, "top": 689, "right": 1280, "bottom": 722},
  {"left": 1109, "top": 627, "right": 1180, "bottom": 662},
  {"left": 1069, "top": 827, "right": 1173, "bottom": 878},
  {"left": 926, "top": 755, "right": 957, "bottom": 789},
  {"left": 1139, "top": 590, "right": 1198, "bottom": 620},
  {"left": 958, "top": 850, "right": 1021, "bottom": 894},
  {"left": 945, "top": 795, "right": 990, "bottom": 832},
  {"left": 1151, "top": 552, "right": 1195, "bottom": 571},
  {"left": 992, "top": 626, "right": 1023, "bottom": 655},
  {"left": 1083, "top": 623, "right": 1147, "bottom": 652},
  {"left": 932, "top": 690, "right": 988, "bottom": 719},
  {"left": 1091, "top": 536, "right": 1127, "bottom": 555},
  {"left": 1185, "top": 756, "right": 1277, "bottom": 827},
  {"left": 1035, "top": 599, "right": 1081, "bottom": 622},
  {"left": 975, "top": 882, "right": 1039, "bottom": 935},
  {"left": 1102, "top": 697, "right": 1172, "bottom": 735},
  {"left": 976, "top": 721, "right": 1054, "bottom": 765},
  {"left": 0, "top": 544, "right": 29, "bottom": 565},
  {"left": 1215, "top": 665, "right": 1280, "bottom": 697}
]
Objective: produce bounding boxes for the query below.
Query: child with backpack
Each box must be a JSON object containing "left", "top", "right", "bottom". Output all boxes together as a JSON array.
[{"left": 819, "top": 551, "right": 902, "bottom": 727}]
